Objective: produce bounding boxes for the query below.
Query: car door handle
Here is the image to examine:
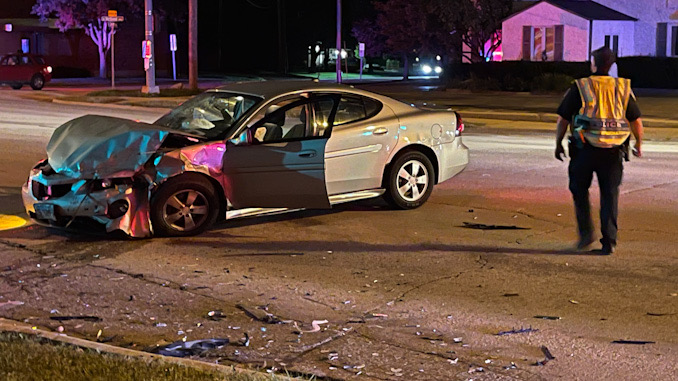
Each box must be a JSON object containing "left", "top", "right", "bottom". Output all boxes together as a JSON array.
[
  {"left": 373, "top": 127, "right": 388, "bottom": 135},
  {"left": 298, "top": 150, "right": 317, "bottom": 158}
]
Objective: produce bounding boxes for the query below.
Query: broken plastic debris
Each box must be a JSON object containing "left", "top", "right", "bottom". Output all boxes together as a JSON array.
[
  {"left": 534, "top": 315, "right": 561, "bottom": 320},
  {"left": 462, "top": 222, "right": 530, "bottom": 230},
  {"left": 237, "top": 304, "right": 283, "bottom": 324},
  {"left": 497, "top": 327, "right": 539, "bottom": 336},
  {"left": 0, "top": 300, "right": 24, "bottom": 308},
  {"left": 569, "top": 300, "right": 580, "bottom": 304},
  {"left": 453, "top": 337, "right": 463, "bottom": 343},
  {"left": 504, "top": 362, "right": 518, "bottom": 370},
  {"left": 448, "top": 358, "right": 459, "bottom": 365},
  {"left": 468, "top": 366, "right": 484, "bottom": 373},
  {"left": 207, "top": 310, "right": 226, "bottom": 320},
  {"left": 151, "top": 338, "right": 230, "bottom": 357},
  {"left": 50, "top": 316, "right": 102, "bottom": 322},
  {"left": 646, "top": 312, "right": 676, "bottom": 317},
  {"left": 306, "top": 320, "right": 329, "bottom": 333},
  {"left": 533, "top": 345, "right": 555, "bottom": 366},
  {"left": 611, "top": 340, "right": 655, "bottom": 345},
  {"left": 154, "top": 322, "right": 167, "bottom": 327},
  {"left": 503, "top": 293, "right": 519, "bottom": 297}
]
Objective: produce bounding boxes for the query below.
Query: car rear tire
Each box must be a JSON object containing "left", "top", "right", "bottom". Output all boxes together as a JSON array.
[
  {"left": 30, "top": 74, "right": 45, "bottom": 90},
  {"left": 11, "top": 84, "right": 22, "bottom": 90},
  {"left": 384, "top": 151, "right": 435, "bottom": 210},
  {"left": 150, "top": 174, "right": 219, "bottom": 237}
]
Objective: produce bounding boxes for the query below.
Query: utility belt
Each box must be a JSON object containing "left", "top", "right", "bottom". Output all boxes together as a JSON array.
[
  {"left": 568, "top": 136, "right": 630, "bottom": 161},
  {"left": 571, "top": 115, "right": 631, "bottom": 161}
]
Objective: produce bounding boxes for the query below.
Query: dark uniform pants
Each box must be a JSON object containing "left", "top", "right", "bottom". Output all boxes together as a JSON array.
[{"left": 568, "top": 144, "right": 624, "bottom": 246}]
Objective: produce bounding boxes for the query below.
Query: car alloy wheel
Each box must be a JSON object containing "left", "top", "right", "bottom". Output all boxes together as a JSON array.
[
  {"left": 397, "top": 159, "right": 429, "bottom": 202},
  {"left": 162, "top": 189, "right": 209, "bottom": 232},
  {"left": 150, "top": 173, "right": 219, "bottom": 236},
  {"left": 30, "top": 74, "right": 45, "bottom": 90},
  {"left": 384, "top": 150, "right": 435, "bottom": 210}
]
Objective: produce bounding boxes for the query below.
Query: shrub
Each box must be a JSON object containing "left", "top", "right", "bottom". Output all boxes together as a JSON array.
[{"left": 531, "top": 73, "right": 575, "bottom": 93}]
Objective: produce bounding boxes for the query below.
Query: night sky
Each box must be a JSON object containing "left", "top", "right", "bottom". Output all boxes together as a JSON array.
[{"left": 2, "top": 0, "right": 375, "bottom": 73}]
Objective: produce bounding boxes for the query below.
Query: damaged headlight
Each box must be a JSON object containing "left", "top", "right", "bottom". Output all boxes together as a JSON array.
[{"left": 90, "top": 178, "right": 134, "bottom": 192}]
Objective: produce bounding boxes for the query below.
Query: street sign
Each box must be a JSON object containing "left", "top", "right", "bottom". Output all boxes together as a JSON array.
[
  {"left": 358, "top": 42, "right": 365, "bottom": 58},
  {"left": 169, "top": 34, "right": 177, "bottom": 52},
  {"left": 108, "top": 10, "right": 118, "bottom": 17},
  {"left": 142, "top": 40, "right": 152, "bottom": 59},
  {"left": 100, "top": 16, "right": 125, "bottom": 22}
]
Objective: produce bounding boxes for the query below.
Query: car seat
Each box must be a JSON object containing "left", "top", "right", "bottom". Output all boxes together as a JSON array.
[
  {"left": 283, "top": 106, "right": 306, "bottom": 139},
  {"left": 262, "top": 106, "right": 284, "bottom": 141}
]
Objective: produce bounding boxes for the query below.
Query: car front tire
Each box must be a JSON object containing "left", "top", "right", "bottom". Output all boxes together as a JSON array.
[
  {"left": 30, "top": 74, "right": 45, "bottom": 90},
  {"left": 384, "top": 151, "right": 435, "bottom": 210},
  {"left": 150, "top": 174, "right": 219, "bottom": 237}
]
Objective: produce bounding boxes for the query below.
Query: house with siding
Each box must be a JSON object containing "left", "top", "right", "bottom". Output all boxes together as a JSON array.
[{"left": 502, "top": 0, "right": 678, "bottom": 61}]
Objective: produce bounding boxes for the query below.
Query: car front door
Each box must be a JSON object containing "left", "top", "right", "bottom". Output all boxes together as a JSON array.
[{"left": 222, "top": 94, "right": 338, "bottom": 209}]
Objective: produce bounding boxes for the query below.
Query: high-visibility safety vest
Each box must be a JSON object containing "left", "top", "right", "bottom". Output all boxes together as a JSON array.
[{"left": 573, "top": 76, "right": 632, "bottom": 148}]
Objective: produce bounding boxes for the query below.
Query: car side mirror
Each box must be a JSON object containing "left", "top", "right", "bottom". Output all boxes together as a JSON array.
[{"left": 228, "top": 128, "right": 252, "bottom": 146}]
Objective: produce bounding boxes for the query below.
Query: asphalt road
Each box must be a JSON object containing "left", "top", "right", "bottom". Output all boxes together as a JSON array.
[{"left": 1, "top": 89, "right": 677, "bottom": 380}]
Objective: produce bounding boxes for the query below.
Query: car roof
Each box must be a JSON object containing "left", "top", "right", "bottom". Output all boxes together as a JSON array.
[{"left": 212, "top": 80, "right": 363, "bottom": 99}]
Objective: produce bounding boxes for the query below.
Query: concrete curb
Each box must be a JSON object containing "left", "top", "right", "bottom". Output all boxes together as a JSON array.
[
  {"left": 459, "top": 109, "right": 678, "bottom": 128},
  {"left": 52, "top": 98, "right": 172, "bottom": 113},
  {"left": 0, "top": 318, "right": 299, "bottom": 381}
]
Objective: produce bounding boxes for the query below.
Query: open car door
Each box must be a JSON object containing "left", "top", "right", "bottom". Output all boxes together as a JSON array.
[{"left": 222, "top": 94, "right": 337, "bottom": 209}]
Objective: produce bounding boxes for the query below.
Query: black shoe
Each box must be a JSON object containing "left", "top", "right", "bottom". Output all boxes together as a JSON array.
[
  {"left": 576, "top": 236, "right": 595, "bottom": 250},
  {"left": 601, "top": 243, "right": 616, "bottom": 255}
]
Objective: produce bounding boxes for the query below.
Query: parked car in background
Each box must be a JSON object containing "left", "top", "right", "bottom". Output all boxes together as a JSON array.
[
  {"left": 23, "top": 80, "right": 468, "bottom": 237},
  {"left": 0, "top": 53, "right": 52, "bottom": 90}
]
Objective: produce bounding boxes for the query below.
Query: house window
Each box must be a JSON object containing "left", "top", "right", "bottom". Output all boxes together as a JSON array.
[
  {"left": 604, "top": 35, "right": 619, "bottom": 56},
  {"left": 532, "top": 27, "right": 556, "bottom": 61},
  {"left": 673, "top": 26, "right": 678, "bottom": 56}
]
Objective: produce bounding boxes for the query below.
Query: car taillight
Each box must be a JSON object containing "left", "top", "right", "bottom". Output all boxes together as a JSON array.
[{"left": 454, "top": 111, "right": 464, "bottom": 136}]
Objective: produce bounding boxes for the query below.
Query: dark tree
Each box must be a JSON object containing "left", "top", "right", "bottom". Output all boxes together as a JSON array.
[
  {"left": 431, "top": 0, "right": 512, "bottom": 62},
  {"left": 33, "top": 0, "right": 140, "bottom": 78}
]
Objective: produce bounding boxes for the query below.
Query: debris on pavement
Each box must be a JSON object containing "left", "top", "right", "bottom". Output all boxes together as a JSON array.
[
  {"left": 611, "top": 340, "right": 656, "bottom": 345},
  {"left": 462, "top": 222, "right": 530, "bottom": 230},
  {"left": 503, "top": 293, "right": 519, "bottom": 297},
  {"left": 496, "top": 327, "right": 539, "bottom": 336},
  {"left": 206, "top": 310, "right": 226, "bottom": 320},
  {"left": 49, "top": 316, "right": 102, "bottom": 322},
  {"left": 532, "top": 345, "right": 555, "bottom": 366},
  {"left": 569, "top": 300, "right": 580, "bottom": 304},
  {"left": 504, "top": 362, "right": 518, "bottom": 370},
  {"left": 153, "top": 322, "right": 167, "bottom": 327},
  {"left": 236, "top": 304, "right": 283, "bottom": 324},
  {"left": 151, "top": 338, "right": 230, "bottom": 357},
  {"left": 534, "top": 315, "right": 561, "bottom": 320},
  {"left": 306, "top": 319, "right": 329, "bottom": 333},
  {"left": 0, "top": 300, "right": 24, "bottom": 308},
  {"left": 646, "top": 312, "right": 676, "bottom": 316}
]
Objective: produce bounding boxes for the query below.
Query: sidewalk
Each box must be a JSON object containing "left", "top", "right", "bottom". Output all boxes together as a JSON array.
[{"left": 27, "top": 76, "right": 678, "bottom": 128}]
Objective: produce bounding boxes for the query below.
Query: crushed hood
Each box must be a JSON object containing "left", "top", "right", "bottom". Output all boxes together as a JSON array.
[{"left": 46, "top": 115, "right": 171, "bottom": 179}]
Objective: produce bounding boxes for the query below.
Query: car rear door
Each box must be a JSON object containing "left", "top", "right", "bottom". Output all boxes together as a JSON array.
[
  {"left": 222, "top": 94, "right": 338, "bottom": 209},
  {"left": 0, "top": 55, "right": 19, "bottom": 82},
  {"left": 324, "top": 95, "right": 399, "bottom": 195}
]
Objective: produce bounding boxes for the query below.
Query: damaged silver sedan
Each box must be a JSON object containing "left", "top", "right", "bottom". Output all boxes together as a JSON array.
[{"left": 22, "top": 81, "right": 468, "bottom": 237}]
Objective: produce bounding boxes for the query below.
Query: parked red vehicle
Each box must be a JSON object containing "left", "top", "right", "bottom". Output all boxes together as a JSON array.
[{"left": 0, "top": 53, "right": 52, "bottom": 90}]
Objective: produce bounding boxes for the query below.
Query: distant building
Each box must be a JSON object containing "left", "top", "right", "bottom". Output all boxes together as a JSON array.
[{"left": 502, "top": 0, "right": 678, "bottom": 61}]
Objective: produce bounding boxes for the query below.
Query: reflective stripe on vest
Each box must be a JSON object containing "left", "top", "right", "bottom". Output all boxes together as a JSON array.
[{"left": 574, "top": 76, "right": 632, "bottom": 148}]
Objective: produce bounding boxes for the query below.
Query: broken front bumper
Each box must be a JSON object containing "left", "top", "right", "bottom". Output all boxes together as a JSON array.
[{"left": 22, "top": 165, "right": 153, "bottom": 238}]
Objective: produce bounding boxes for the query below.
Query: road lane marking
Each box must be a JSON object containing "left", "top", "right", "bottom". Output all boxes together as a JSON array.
[{"left": 0, "top": 214, "right": 28, "bottom": 231}]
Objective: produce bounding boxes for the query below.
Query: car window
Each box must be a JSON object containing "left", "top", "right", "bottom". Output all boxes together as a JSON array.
[
  {"left": 334, "top": 96, "right": 383, "bottom": 126},
  {"left": 20, "top": 56, "right": 31, "bottom": 65},
  {"left": 250, "top": 96, "right": 337, "bottom": 143},
  {"left": 33, "top": 56, "right": 45, "bottom": 65},
  {"left": 154, "top": 92, "right": 261, "bottom": 139},
  {"left": 3, "top": 56, "right": 19, "bottom": 66}
]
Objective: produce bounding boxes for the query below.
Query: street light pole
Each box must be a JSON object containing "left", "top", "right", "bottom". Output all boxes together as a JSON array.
[
  {"left": 336, "top": 0, "right": 342, "bottom": 83},
  {"left": 189, "top": 0, "right": 198, "bottom": 90},
  {"left": 142, "top": 0, "right": 159, "bottom": 94}
]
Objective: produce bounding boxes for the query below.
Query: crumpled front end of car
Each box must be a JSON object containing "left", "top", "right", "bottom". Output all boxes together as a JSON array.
[{"left": 21, "top": 115, "right": 226, "bottom": 238}]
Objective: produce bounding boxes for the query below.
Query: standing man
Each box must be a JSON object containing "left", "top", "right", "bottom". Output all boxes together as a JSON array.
[{"left": 554, "top": 47, "right": 644, "bottom": 255}]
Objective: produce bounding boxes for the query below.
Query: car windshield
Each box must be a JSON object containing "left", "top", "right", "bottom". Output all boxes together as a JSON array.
[
  {"left": 33, "top": 56, "right": 45, "bottom": 65},
  {"left": 154, "top": 92, "right": 262, "bottom": 139}
]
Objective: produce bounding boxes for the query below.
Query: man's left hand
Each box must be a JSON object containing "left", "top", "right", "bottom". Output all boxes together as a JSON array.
[{"left": 555, "top": 142, "right": 566, "bottom": 161}]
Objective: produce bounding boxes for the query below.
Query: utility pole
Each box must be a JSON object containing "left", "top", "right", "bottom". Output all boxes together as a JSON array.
[
  {"left": 142, "top": 0, "right": 159, "bottom": 94},
  {"left": 189, "top": 0, "right": 198, "bottom": 90},
  {"left": 277, "top": 0, "right": 288, "bottom": 74},
  {"left": 336, "top": 0, "right": 342, "bottom": 83}
]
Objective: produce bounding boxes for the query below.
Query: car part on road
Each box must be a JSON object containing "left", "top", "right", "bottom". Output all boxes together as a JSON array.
[
  {"left": 462, "top": 222, "right": 530, "bottom": 230},
  {"left": 49, "top": 316, "right": 102, "bottom": 322},
  {"left": 236, "top": 304, "right": 284, "bottom": 324},
  {"left": 496, "top": 327, "right": 539, "bottom": 336},
  {"left": 384, "top": 151, "right": 435, "bottom": 209},
  {"left": 150, "top": 174, "right": 219, "bottom": 236},
  {"left": 611, "top": 340, "right": 656, "bottom": 345},
  {"left": 534, "top": 315, "right": 561, "bottom": 320},
  {"left": 151, "top": 338, "right": 230, "bottom": 357}
]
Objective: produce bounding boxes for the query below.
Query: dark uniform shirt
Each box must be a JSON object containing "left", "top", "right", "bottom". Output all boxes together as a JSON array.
[{"left": 557, "top": 80, "right": 642, "bottom": 123}]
